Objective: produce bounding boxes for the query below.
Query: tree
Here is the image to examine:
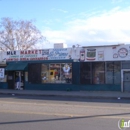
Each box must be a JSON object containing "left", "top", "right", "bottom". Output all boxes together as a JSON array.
[{"left": 0, "top": 17, "right": 46, "bottom": 51}]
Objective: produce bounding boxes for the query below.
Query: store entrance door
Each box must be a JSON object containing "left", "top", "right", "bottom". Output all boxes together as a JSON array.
[
  {"left": 121, "top": 69, "right": 130, "bottom": 92},
  {"left": 15, "top": 71, "right": 24, "bottom": 89}
]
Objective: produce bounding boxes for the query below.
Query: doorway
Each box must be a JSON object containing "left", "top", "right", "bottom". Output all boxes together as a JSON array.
[
  {"left": 15, "top": 71, "right": 25, "bottom": 90},
  {"left": 121, "top": 69, "right": 130, "bottom": 92},
  {"left": 7, "top": 71, "right": 25, "bottom": 89}
]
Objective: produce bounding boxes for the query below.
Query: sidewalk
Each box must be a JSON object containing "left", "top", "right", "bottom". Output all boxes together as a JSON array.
[{"left": 0, "top": 89, "right": 130, "bottom": 99}]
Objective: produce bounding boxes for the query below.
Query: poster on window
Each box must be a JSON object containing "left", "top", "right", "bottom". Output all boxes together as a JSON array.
[
  {"left": 0, "top": 68, "right": 5, "bottom": 78},
  {"left": 98, "top": 51, "right": 104, "bottom": 61}
]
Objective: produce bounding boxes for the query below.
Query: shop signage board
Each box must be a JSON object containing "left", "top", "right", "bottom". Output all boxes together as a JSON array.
[
  {"left": 48, "top": 48, "right": 80, "bottom": 60},
  {"left": 0, "top": 47, "right": 80, "bottom": 61},
  {"left": 4, "top": 49, "right": 48, "bottom": 61},
  {"left": 1, "top": 44, "right": 130, "bottom": 62},
  {"left": 5, "top": 50, "right": 20, "bottom": 61},
  {"left": 48, "top": 48, "right": 69, "bottom": 60},
  {"left": 2, "top": 48, "right": 80, "bottom": 61},
  {"left": 81, "top": 44, "right": 130, "bottom": 62},
  {"left": 20, "top": 49, "right": 48, "bottom": 61},
  {"left": 105, "top": 44, "right": 130, "bottom": 61},
  {"left": 81, "top": 48, "right": 105, "bottom": 61}
]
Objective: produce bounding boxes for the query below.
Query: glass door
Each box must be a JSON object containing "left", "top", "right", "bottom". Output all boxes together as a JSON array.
[{"left": 121, "top": 69, "right": 130, "bottom": 92}]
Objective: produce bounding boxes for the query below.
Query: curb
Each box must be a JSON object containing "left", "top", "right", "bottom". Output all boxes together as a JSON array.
[{"left": 0, "top": 92, "right": 130, "bottom": 100}]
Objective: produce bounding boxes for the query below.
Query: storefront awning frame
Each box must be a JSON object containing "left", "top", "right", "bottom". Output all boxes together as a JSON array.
[{"left": 5, "top": 62, "right": 28, "bottom": 71}]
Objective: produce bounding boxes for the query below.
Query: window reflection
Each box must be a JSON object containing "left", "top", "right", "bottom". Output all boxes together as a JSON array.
[
  {"left": 80, "top": 62, "right": 121, "bottom": 85},
  {"left": 92, "top": 62, "right": 105, "bottom": 84},
  {"left": 80, "top": 62, "right": 105, "bottom": 84},
  {"left": 41, "top": 64, "right": 49, "bottom": 83},
  {"left": 106, "top": 62, "right": 121, "bottom": 84},
  {"left": 80, "top": 62, "right": 91, "bottom": 84}
]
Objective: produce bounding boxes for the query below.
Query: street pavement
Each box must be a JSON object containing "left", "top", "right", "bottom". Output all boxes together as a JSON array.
[{"left": 0, "top": 89, "right": 130, "bottom": 99}]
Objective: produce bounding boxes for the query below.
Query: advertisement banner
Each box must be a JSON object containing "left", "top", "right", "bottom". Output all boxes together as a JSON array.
[{"left": 48, "top": 48, "right": 71, "bottom": 60}]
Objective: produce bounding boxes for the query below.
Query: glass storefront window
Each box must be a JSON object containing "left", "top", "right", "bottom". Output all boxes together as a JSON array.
[
  {"left": 80, "top": 62, "right": 105, "bottom": 84},
  {"left": 106, "top": 62, "right": 121, "bottom": 84},
  {"left": 106, "top": 62, "right": 114, "bottom": 84},
  {"left": 92, "top": 62, "right": 105, "bottom": 84},
  {"left": 80, "top": 62, "right": 121, "bottom": 85},
  {"left": 80, "top": 62, "right": 91, "bottom": 84},
  {"left": 41, "top": 63, "right": 72, "bottom": 84},
  {"left": 41, "top": 64, "right": 49, "bottom": 83}
]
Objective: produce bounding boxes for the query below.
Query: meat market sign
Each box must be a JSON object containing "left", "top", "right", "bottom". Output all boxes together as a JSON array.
[
  {"left": 20, "top": 50, "right": 48, "bottom": 61},
  {"left": 4, "top": 49, "right": 70, "bottom": 61},
  {"left": 6, "top": 50, "right": 48, "bottom": 61}
]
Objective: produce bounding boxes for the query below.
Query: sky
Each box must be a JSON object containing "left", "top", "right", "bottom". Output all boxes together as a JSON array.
[{"left": 0, "top": 0, "right": 130, "bottom": 48}]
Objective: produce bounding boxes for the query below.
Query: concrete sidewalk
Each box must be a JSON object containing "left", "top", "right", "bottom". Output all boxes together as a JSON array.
[{"left": 0, "top": 89, "right": 130, "bottom": 99}]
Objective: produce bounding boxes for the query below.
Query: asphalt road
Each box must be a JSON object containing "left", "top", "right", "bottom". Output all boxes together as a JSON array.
[{"left": 0, "top": 95, "right": 130, "bottom": 130}]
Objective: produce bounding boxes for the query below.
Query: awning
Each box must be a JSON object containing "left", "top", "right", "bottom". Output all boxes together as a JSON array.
[{"left": 5, "top": 63, "right": 28, "bottom": 71}]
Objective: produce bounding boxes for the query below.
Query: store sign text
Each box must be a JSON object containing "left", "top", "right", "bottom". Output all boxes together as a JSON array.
[
  {"left": 7, "top": 51, "right": 16, "bottom": 55},
  {"left": 49, "top": 49, "right": 68, "bottom": 59},
  {"left": 20, "top": 50, "right": 42, "bottom": 54}
]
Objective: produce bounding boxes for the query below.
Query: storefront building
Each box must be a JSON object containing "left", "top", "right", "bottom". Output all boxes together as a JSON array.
[{"left": 0, "top": 44, "right": 130, "bottom": 92}]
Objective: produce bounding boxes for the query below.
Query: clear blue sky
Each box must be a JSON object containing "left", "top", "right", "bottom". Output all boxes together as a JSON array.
[{"left": 0, "top": 0, "right": 130, "bottom": 48}]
